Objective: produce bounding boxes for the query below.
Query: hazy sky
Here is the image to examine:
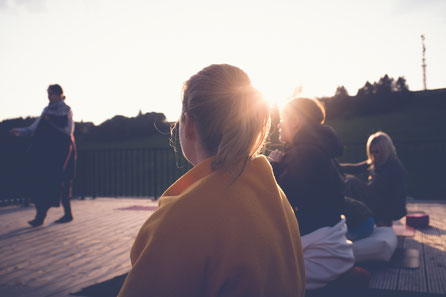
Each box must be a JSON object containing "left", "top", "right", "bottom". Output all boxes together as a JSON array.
[{"left": 1, "top": 0, "right": 445, "bottom": 124}]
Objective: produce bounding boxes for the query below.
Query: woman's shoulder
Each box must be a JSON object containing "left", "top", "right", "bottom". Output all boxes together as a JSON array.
[
  {"left": 383, "top": 157, "right": 406, "bottom": 173},
  {"left": 164, "top": 157, "right": 279, "bottom": 212}
]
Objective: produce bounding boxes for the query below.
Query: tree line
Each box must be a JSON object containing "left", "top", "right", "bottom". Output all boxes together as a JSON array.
[
  {"left": 1, "top": 75, "right": 445, "bottom": 147},
  {"left": 321, "top": 74, "right": 411, "bottom": 119},
  {"left": 0, "top": 111, "right": 170, "bottom": 145}
]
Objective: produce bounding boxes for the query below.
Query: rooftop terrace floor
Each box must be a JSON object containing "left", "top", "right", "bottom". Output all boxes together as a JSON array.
[{"left": 0, "top": 198, "right": 445, "bottom": 297}]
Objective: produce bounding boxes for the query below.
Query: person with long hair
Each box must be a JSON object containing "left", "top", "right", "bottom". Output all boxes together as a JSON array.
[
  {"left": 117, "top": 64, "right": 305, "bottom": 297},
  {"left": 268, "top": 97, "right": 355, "bottom": 290},
  {"left": 340, "top": 131, "right": 407, "bottom": 226},
  {"left": 10, "top": 84, "right": 76, "bottom": 226}
]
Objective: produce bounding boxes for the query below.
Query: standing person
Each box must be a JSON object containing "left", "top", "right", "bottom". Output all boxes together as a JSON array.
[
  {"left": 268, "top": 97, "right": 354, "bottom": 290},
  {"left": 10, "top": 84, "right": 76, "bottom": 227},
  {"left": 340, "top": 131, "right": 407, "bottom": 226},
  {"left": 117, "top": 64, "right": 305, "bottom": 297}
]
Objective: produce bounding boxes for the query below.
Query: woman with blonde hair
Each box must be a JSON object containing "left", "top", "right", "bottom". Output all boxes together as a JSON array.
[
  {"left": 117, "top": 64, "right": 305, "bottom": 297},
  {"left": 341, "top": 131, "right": 407, "bottom": 226}
]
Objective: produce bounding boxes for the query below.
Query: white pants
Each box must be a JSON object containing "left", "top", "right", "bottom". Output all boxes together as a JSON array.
[{"left": 301, "top": 217, "right": 355, "bottom": 289}]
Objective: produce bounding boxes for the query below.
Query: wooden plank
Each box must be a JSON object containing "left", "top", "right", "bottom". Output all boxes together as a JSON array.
[
  {"left": 419, "top": 220, "right": 446, "bottom": 294},
  {"left": 0, "top": 198, "right": 157, "bottom": 297},
  {"left": 369, "top": 201, "right": 446, "bottom": 295},
  {"left": 397, "top": 234, "right": 427, "bottom": 292},
  {"left": 405, "top": 202, "right": 446, "bottom": 295},
  {"left": 1, "top": 200, "right": 446, "bottom": 296}
]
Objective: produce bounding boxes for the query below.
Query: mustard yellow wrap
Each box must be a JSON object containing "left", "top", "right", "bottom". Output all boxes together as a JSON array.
[{"left": 118, "top": 156, "right": 305, "bottom": 297}]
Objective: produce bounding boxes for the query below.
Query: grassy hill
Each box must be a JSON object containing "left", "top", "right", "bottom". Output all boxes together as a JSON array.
[{"left": 327, "top": 91, "right": 446, "bottom": 145}]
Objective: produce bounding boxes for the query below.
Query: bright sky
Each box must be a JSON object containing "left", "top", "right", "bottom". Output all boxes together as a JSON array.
[{"left": 1, "top": 0, "right": 445, "bottom": 124}]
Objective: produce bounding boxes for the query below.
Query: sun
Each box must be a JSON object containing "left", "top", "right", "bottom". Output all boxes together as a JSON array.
[{"left": 251, "top": 81, "right": 291, "bottom": 108}]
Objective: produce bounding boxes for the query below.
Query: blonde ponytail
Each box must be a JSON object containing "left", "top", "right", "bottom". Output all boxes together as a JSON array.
[{"left": 182, "top": 64, "right": 270, "bottom": 172}]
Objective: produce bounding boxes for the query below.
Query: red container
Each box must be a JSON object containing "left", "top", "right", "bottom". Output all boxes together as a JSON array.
[{"left": 406, "top": 213, "right": 429, "bottom": 228}]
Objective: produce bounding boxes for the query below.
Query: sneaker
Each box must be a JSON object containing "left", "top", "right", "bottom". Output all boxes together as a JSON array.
[
  {"left": 28, "top": 219, "right": 44, "bottom": 227},
  {"left": 55, "top": 215, "right": 73, "bottom": 223}
]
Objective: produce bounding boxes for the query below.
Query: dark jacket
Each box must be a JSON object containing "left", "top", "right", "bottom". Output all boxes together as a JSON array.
[
  {"left": 28, "top": 115, "right": 76, "bottom": 207},
  {"left": 341, "top": 157, "right": 407, "bottom": 221},
  {"left": 271, "top": 124, "right": 345, "bottom": 236}
]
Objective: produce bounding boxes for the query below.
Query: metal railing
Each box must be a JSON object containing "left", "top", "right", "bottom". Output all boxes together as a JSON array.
[
  {"left": 1, "top": 140, "right": 445, "bottom": 206},
  {"left": 340, "top": 140, "right": 446, "bottom": 199},
  {"left": 73, "top": 148, "right": 191, "bottom": 199}
]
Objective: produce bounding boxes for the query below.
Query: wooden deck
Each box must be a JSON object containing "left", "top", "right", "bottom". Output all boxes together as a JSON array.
[
  {"left": 0, "top": 198, "right": 156, "bottom": 297},
  {"left": 368, "top": 201, "right": 446, "bottom": 296},
  {"left": 0, "top": 198, "right": 445, "bottom": 297}
]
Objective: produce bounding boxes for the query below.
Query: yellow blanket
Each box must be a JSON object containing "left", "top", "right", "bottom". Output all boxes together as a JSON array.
[{"left": 118, "top": 155, "right": 305, "bottom": 297}]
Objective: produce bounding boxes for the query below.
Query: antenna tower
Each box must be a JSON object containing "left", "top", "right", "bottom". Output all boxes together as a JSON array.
[{"left": 421, "top": 35, "right": 427, "bottom": 90}]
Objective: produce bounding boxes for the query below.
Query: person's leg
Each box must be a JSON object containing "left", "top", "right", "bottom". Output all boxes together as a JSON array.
[
  {"left": 344, "top": 176, "right": 378, "bottom": 212},
  {"left": 55, "top": 180, "right": 73, "bottom": 223},
  {"left": 61, "top": 180, "right": 73, "bottom": 217},
  {"left": 29, "top": 202, "right": 49, "bottom": 227}
]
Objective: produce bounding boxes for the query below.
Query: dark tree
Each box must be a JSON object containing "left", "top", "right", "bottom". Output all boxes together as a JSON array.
[
  {"left": 334, "top": 86, "right": 349, "bottom": 98},
  {"left": 325, "top": 74, "right": 414, "bottom": 119},
  {"left": 87, "top": 112, "right": 169, "bottom": 141},
  {"left": 375, "top": 74, "right": 394, "bottom": 95},
  {"left": 357, "top": 81, "right": 374, "bottom": 96},
  {"left": 395, "top": 76, "right": 409, "bottom": 92}
]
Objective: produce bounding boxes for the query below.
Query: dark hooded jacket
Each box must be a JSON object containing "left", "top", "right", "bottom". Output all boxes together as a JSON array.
[{"left": 271, "top": 124, "right": 345, "bottom": 236}]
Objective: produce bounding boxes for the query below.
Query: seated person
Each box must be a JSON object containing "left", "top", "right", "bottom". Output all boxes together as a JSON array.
[
  {"left": 117, "top": 64, "right": 305, "bottom": 297},
  {"left": 268, "top": 97, "right": 354, "bottom": 290},
  {"left": 340, "top": 131, "right": 407, "bottom": 226}
]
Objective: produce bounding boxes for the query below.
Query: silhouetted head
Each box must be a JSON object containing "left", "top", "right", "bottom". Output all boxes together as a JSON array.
[
  {"left": 179, "top": 64, "right": 270, "bottom": 171},
  {"left": 47, "top": 84, "right": 65, "bottom": 102},
  {"left": 279, "top": 97, "right": 325, "bottom": 144},
  {"left": 367, "top": 131, "right": 397, "bottom": 168}
]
